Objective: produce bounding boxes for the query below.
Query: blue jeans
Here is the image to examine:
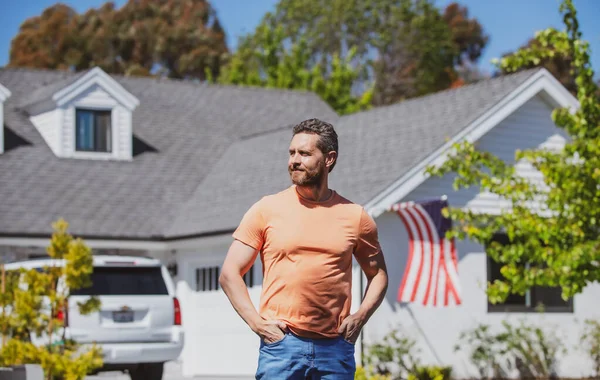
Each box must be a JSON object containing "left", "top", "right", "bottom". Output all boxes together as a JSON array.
[{"left": 256, "top": 331, "right": 356, "bottom": 379}]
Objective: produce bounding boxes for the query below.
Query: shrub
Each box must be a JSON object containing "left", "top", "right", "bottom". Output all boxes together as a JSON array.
[
  {"left": 581, "top": 319, "right": 600, "bottom": 377},
  {"left": 455, "top": 319, "right": 564, "bottom": 379},
  {"left": 407, "top": 365, "right": 452, "bottom": 380},
  {"left": 0, "top": 219, "right": 103, "bottom": 380},
  {"left": 363, "top": 328, "right": 421, "bottom": 378}
]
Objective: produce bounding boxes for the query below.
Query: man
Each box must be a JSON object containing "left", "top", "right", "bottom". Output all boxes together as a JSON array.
[{"left": 219, "top": 118, "right": 388, "bottom": 379}]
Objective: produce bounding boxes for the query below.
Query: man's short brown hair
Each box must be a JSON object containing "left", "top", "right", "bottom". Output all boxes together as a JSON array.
[{"left": 292, "top": 118, "right": 338, "bottom": 172}]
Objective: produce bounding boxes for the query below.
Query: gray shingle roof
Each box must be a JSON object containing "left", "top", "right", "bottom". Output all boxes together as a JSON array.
[
  {"left": 16, "top": 70, "right": 88, "bottom": 109},
  {"left": 167, "top": 69, "right": 541, "bottom": 237},
  {"left": 0, "top": 68, "right": 337, "bottom": 239}
]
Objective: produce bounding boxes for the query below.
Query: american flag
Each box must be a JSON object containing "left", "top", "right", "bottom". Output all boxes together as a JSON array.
[{"left": 391, "top": 198, "right": 462, "bottom": 307}]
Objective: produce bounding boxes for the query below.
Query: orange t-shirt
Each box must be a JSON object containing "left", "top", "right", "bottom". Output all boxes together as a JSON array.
[{"left": 232, "top": 185, "right": 382, "bottom": 339}]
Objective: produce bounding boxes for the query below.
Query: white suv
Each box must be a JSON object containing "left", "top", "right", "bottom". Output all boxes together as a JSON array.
[{"left": 5, "top": 255, "right": 184, "bottom": 380}]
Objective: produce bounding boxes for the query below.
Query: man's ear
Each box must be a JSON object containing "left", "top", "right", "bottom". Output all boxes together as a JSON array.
[{"left": 326, "top": 151, "right": 337, "bottom": 170}]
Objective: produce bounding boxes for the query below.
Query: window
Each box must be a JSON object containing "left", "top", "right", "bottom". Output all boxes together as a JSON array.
[
  {"left": 196, "top": 266, "right": 220, "bottom": 292},
  {"left": 486, "top": 233, "right": 573, "bottom": 313},
  {"left": 75, "top": 109, "right": 112, "bottom": 152},
  {"left": 195, "top": 265, "right": 254, "bottom": 292},
  {"left": 71, "top": 266, "right": 168, "bottom": 296}
]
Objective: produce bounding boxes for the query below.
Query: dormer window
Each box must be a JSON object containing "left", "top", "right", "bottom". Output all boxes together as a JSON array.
[
  {"left": 76, "top": 109, "right": 112, "bottom": 153},
  {"left": 18, "top": 67, "right": 139, "bottom": 161}
]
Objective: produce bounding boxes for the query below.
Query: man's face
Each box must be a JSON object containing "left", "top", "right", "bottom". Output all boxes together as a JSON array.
[{"left": 288, "top": 133, "right": 327, "bottom": 187}]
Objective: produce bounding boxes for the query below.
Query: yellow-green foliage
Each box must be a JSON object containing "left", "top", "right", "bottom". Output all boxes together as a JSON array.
[
  {"left": 0, "top": 219, "right": 103, "bottom": 380},
  {"left": 354, "top": 366, "right": 392, "bottom": 380},
  {"left": 407, "top": 366, "right": 453, "bottom": 380}
]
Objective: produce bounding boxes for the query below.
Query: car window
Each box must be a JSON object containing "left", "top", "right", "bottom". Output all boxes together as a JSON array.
[{"left": 71, "top": 266, "right": 168, "bottom": 296}]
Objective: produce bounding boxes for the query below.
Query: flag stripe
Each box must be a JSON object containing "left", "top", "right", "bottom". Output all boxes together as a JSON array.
[
  {"left": 394, "top": 198, "right": 462, "bottom": 307},
  {"left": 404, "top": 207, "right": 428, "bottom": 302},
  {"left": 396, "top": 209, "right": 417, "bottom": 302},
  {"left": 412, "top": 205, "right": 438, "bottom": 306}
]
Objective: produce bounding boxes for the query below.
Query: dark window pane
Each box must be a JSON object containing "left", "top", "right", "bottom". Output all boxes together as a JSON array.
[
  {"left": 76, "top": 110, "right": 94, "bottom": 151},
  {"left": 532, "top": 286, "right": 570, "bottom": 308},
  {"left": 71, "top": 266, "right": 168, "bottom": 295},
  {"left": 488, "top": 257, "right": 526, "bottom": 306},
  {"left": 195, "top": 266, "right": 220, "bottom": 292},
  {"left": 75, "top": 109, "right": 111, "bottom": 152},
  {"left": 95, "top": 111, "right": 111, "bottom": 152}
]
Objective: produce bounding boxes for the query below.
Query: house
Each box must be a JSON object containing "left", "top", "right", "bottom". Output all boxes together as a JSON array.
[{"left": 0, "top": 66, "right": 597, "bottom": 379}]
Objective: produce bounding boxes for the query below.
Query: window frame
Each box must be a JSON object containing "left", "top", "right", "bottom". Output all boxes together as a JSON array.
[
  {"left": 486, "top": 233, "right": 574, "bottom": 313},
  {"left": 194, "top": 265, "right": 254, "bottom": 292},
  {"left": 74, "top": 108, "right": 113, "bottom": 153}
]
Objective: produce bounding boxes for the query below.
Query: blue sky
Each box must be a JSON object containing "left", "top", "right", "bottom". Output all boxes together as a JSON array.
[{"left": 0, "top": 0, "right": 599, "bottom": 78}]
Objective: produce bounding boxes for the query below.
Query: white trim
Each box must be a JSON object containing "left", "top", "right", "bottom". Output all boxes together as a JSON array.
[
  {"left": 0, "top": 237, "right": 168, "bottom": 251},
  {"left": 0, "top": 233, "right": 235, "bottom": 252},
  {"left": 53, "top": 67, "right": 139, "bottom": 111},
  {"left": 71, "top": 106, "right": 124, "bottom": 161},
  {"left": 365, "top": 68, "right": 579, "bottom": 218},
  {"left": 0, "top": 83, "right": 11, "bottom": 155},
  {"left": 0, "top": 83, "right": 12, "bottom": 102}
]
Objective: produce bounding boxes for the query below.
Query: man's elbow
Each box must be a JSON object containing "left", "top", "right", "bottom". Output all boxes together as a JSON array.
[{"left": 219, "top": 267, "right": 235, "bottom": 288}]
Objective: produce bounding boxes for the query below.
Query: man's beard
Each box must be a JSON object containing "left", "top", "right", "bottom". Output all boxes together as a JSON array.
[{"left": 289, "top": 164, "right": 325, "bottom": 187}]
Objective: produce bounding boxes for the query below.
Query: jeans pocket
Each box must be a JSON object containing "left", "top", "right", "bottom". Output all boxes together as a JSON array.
[
  {"left": 262, "top": 333, "right": 288, "bottom": 348},
  {"left": 340, "top": 336, "right": 355, "bottom": 346}
]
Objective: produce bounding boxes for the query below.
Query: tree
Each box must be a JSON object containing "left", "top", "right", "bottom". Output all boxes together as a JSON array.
[
  {"left": 227, "top": 0, "right": 487, "bottom": 107},
  {"left": 0, "top": 219, "right": 102, "bottom": 380},
  {"left": 216, "top": 18, "right": 372, "bottom": 115},
  {"left": 498, "top": 35, "right": 577, "bottom": 95},
  {"left": 426, "top": 0, "right": 600, "bottom": 303},
  {"left": 443, "top": 2, "right": 490, "bottom": 86},
  {"left": 8, "top": 0, "right": 228, "bottom": 80},
  {"left": 7, "top": 4, "right": 79, "bottom": 71},
  {"left": 443, "top": 2, "right": 488, "bottom": 67}
]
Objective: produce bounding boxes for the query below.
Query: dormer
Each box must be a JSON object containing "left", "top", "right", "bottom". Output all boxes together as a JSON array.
[
  {"left": 0, "top": 82, "right": 11, "bottom": 154},
  {"left": 19, "top": 67, "right": 139, "bottom": 160}
]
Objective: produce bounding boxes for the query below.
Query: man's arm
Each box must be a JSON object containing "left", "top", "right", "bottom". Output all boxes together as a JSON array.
[
  {"left": 338, "top": 252, "right": 388, "bottom": 343},
  {"left": 219, "top": 239, "right": 287, "bottom": 344}
]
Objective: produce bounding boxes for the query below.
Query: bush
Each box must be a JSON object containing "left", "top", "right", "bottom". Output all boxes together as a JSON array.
[
  {"left": 355, "top": 366, "right": 392, "bottom": 380},
  {"left": 455, "top": 319, "right": 564, "bottom": 379},
  {"left": 363, "top": 328, "right": 422, "bottom": 378},
  {"left": 581, "top": 319, "right": 600, "bottom": 377},
  {"left": 0, "top": 219, "right": 103, "bottom": 380},
  {"left": 407, "top": 365, "right": 452, "bottom": 380}
]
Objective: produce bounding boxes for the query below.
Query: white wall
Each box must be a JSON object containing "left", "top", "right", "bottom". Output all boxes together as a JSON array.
[
  {"left": 0, "top": 102, "right": 4, "bottom": 154},
  {"left": 31, "top": 108, "right": 62, "bottom": 156},
  {"left": 65, "top": 84, "right": 132, "bottom": 161},
  {"left": 175, "top": 238, "right": 263, "bottom": 378},
  {"left": 365, "top": 95, "right": 599, "bottom": 378},
  {"left": 369, "top": 211, "right": 600, "bottom": 378},
  {"left": 29, "top": 84, "right": 133, "bottom": 161}
]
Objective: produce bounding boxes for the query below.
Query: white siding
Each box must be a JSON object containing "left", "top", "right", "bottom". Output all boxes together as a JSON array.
[
  {"left": 32, "top": 84, "right": 133, "bottom": 161},
  {"left": 30, "top": 109, "right": 62, "bottom": 156},
  {"left": 367, "top": 95, "right": 598, "bottom": 378},
  {"left": 116, "top": 105, "right": 132, "bottom": 157},
  {"left": 68, "top": 84, "right": 123, "bottom": 161},
  {"left": 0, "top": 83, "right": 10, "bottom": 154},
  {"left": 0, "top": 104, "right": 4, "bottom": 154}
]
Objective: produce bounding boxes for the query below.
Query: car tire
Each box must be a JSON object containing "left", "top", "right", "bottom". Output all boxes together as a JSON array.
[{"left": 130, "top": 362, "right": 164, "bottom": 380}]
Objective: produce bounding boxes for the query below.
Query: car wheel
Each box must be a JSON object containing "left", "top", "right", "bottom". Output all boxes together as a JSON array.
[{"left": 129, "top": 362, "right": 164, "bottom": 380}]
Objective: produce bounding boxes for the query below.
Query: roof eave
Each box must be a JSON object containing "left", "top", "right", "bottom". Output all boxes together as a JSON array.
[
  {"left": 0, "top": 83, "right": 11, "bottom": 102},
  {"left": 364, "top": 68, "right": 579, "bottom": 218},
  {"left": 53, "top": 67, "right": 140, "bottom": 111}
]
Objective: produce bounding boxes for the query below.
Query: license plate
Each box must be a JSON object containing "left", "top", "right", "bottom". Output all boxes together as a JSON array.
[{"left": 113, "top": 310, "right": 134, "bottom": 323}]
